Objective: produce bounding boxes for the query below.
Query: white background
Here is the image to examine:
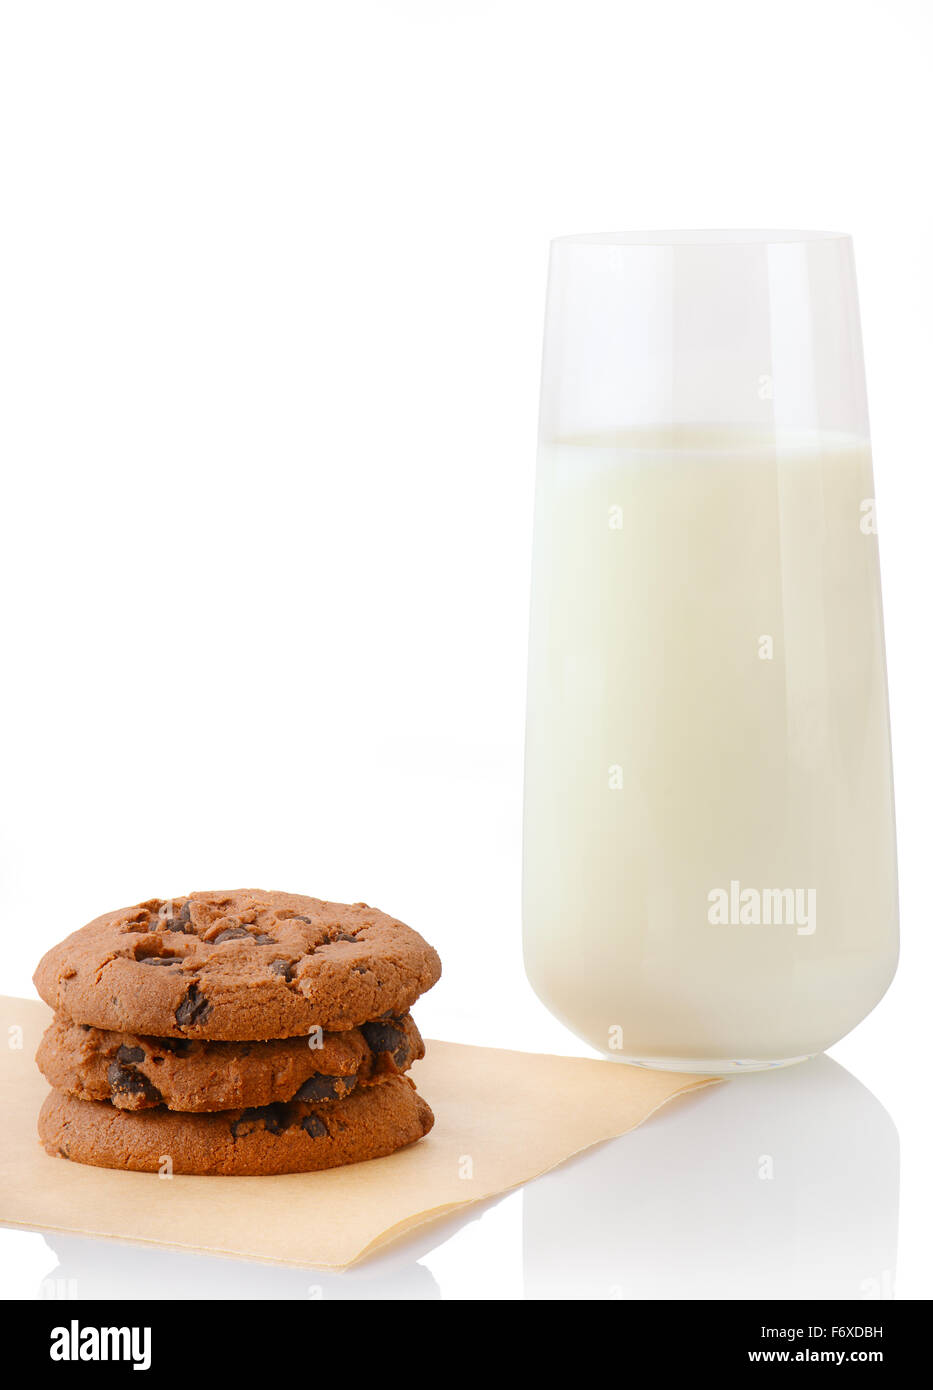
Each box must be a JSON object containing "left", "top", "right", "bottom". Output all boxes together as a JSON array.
[{"left": 0, "top": 0, "right": 930, "bottom": 1301}]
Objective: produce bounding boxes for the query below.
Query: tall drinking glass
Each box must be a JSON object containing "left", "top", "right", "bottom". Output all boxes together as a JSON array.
[{"left": 523, "top": 231, "right": 898, "bottom": 1073}]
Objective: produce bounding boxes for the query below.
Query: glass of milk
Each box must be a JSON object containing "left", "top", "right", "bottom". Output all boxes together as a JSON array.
[{"left": 523, "top": 231, "right": 898, "bottom": 1073}]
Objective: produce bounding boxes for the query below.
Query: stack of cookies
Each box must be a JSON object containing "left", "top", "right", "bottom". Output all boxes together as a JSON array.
[{"left": 33, "top": 889, "right": 441, "bottom": 1176}]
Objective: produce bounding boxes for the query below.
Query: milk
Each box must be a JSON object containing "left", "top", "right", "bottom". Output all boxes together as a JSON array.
[{"left": 523, "top": 428, "right": 898, "bottom": 1070}]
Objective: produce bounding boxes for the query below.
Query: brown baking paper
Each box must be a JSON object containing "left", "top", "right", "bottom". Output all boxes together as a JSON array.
[{"left": 0, "top": 996, "right": 717, "bottom": 1269}]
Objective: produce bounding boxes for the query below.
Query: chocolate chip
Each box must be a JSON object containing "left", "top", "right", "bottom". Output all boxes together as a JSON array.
[
  {"left": 334, "top": 932, "right": 356, "bottom": 942},
  {"left": 163, "top": 900, "right": 194, "bottom": 933},
  {"left": 253, "top": 933, "right": 274, "bottom": 944},
  {"left": 107, "top": 1060, "right": 162, "bottom": 1103},
  {"left": 295, "top": 1073, "right": 356, "bottom": 1103},
  {"left": 174, "top": 984, "right": 211, "bottom": 1027},
  {"left": 270, "top": 958, "right": 296, "bottom": 981},
  {"left": 262, "top": 1103, "right": 289, "bottom": 1135},
  {"left": 361, "top": 1019, "right": 404, "bottom": 1052},
  {"left": 230, "top": 1103, "right": 290, "bottom": 1138},
  {"left": 116, "top": 1045, "right": 145, "bottom": 1064},
  {"left": 213, "top": 926, "right": 251, "bottom": 943},
  {"left": 361, "top": 1019, "right": 409, "bottom": 1068},
  {"left": 141, "top": 958, "right": 180, "bottom": 967},
  {"left": 301, "top": 1114, "right": 328, "bottom": 1139}
]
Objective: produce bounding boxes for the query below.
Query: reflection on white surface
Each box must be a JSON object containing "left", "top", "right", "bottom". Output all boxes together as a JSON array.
[
  {"left": 38, "top": 1233, "right": 441, "bottom": 1300},
  {"left": 523, "top": 1053, "right": 899, "bottom": 1299}
]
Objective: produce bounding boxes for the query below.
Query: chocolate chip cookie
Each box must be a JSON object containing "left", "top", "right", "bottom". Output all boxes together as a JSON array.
[
  {"left": 34, "top": 889, "right": 440, "bottom": 1176},
  {"left": 34, "top": 889, "right": 442, "bottom": 1039},
  {"left": 37, "top": 1011, "right": 424, "bottom": 1111},
  {"left": 39, "top": 1074, "right": 434, "bottom": 1176}
]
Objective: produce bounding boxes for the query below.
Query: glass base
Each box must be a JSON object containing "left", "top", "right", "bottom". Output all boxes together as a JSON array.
[{"left": 613, "top": 1052, "right": 815, "bottom": 1076}]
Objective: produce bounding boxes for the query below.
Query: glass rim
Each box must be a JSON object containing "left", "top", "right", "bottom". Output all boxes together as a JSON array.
[{"left": 552, "top": 229, "right": 852, "bottom": 247}]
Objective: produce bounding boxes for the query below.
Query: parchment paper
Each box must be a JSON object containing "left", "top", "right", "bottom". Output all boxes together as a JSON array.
[{"left": 0, "top": 996, "right": 716, "bottom": 1269}]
